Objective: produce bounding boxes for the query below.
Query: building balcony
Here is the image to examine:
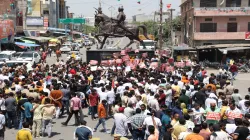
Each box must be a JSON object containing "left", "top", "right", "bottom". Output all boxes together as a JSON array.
[
  {"left": 193, "top": 32, "right": 246, "bottom": 40},
  {"left": 194, "top": 7, "right": 250, "bottom": 16}
]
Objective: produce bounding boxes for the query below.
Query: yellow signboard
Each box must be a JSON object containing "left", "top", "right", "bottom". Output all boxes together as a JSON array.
[{"left": 27, "top": 0, "right": 41, "bottom": 16}]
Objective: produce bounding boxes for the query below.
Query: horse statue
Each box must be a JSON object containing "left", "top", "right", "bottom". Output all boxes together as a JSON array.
[{"left": 94, "top": 7, "right": 149, "bottom": 49}]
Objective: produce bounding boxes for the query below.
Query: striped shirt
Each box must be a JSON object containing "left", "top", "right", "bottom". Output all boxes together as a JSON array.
[{"left": 129, "top": 114, "right": 147, "bottom": 129}]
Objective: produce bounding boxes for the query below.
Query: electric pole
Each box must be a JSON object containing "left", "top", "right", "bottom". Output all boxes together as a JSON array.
[
  {"left": 108, "top": 6, "right": 115, "bottom": 17},
  {"left": 159, "top": 0, "right": 163, "bottom": 49},
  {"left": 168, "top": 8, "right": 175, "bottom": 57}
]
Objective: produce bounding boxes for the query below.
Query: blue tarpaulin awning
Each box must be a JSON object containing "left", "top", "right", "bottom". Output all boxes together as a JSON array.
[{"left": 15, "top": 42, "right": 40, "bottom": 47}]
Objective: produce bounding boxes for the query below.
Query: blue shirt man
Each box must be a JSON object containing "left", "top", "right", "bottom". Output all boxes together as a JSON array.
[
  {"left": 74, "top": 120, "right": 93, "bottom": 140},
  {"left": 23, "top": 101, "right": 33, "bottom": 119}
]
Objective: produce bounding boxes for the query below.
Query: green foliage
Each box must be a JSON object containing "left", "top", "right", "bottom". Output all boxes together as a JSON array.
[{"left": 82, "top": 25, "right": 98, "bottom": 34}]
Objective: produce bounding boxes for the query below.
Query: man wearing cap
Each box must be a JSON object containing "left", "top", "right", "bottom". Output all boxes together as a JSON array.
[{"left": 113, "top": 107, "right": 128, "bottom": 137}]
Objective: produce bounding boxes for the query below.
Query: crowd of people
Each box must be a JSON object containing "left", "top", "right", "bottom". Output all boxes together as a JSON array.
[{"left": 0, "top": 51, "right": 248, "bottom": 140}]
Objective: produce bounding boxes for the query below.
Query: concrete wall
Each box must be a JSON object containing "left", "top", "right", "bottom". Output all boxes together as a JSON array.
[{"left": 195, "top": 16, "right": 249, "bottom": 32}]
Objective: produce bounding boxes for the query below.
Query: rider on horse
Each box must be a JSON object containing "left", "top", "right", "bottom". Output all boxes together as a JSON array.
[{"left": 111, "top": 6, "right": 134, "bottom": 35}]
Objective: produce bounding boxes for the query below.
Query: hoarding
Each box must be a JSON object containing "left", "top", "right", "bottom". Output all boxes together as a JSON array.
[
  {"left": 27, "top": 0, "right": 41, "bottom": 16},
  {"left": 0, "top": 20, "right": 14, "bottom": 43},
  {"left": 26, "top": 17, "right": 44, "bottom": 26}
]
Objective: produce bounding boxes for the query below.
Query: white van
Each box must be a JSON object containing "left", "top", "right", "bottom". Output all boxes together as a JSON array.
[
  {"left": 0, "top": 60, "right": 33, "bottom": 72},
  {"left": 0, "top": 51, "right": 16, "bottom": 61}
]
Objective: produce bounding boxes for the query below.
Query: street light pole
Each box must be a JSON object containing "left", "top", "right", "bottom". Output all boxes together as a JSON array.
[
  {"left": 159, "top": 0, "right": 163, "bottom": 50},
  {"left": 169, "top": 8, "right": 175, "bottom": 57},
  {"left": 108, "top": 6, "right": 115, "bottom": 17}
]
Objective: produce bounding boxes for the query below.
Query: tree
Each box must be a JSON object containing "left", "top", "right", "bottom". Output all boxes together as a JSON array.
[
  {"left": 82, "top": 25, "right": 98, "bottom": 34},
  {"left": 132, "top": 16, "right": 181, "bottom": 42}
]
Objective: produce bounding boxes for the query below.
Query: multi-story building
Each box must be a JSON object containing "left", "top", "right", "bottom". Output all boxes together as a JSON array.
[
  {"left": 180, "top": 0, "right": 250, "bottom": 48},
  {"left": 132, "top": 13, "right": 169, "bottom": 22}
]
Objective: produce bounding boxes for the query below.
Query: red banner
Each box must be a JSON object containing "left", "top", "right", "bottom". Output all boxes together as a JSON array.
[
  {"left": 227, "top": 112, "right": 242, "bottom": 120},
  {"left": 206, "top": 112, "right": 221, "bottom": 121}
]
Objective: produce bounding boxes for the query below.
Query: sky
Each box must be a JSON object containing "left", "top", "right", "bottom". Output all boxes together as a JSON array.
[{"left": 67, "top": 0, "right": 181, "bottom": 18}]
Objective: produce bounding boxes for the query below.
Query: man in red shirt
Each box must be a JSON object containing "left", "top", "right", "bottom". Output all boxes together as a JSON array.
[
  {"left": 88, "top": 89, "right": 99, "bottom": 120},
  {"left": 158, "top": 89, "right": 166, "bottom": 106},
  {"left": 230, "top": 63, "right": 238, "bottom": 80}
]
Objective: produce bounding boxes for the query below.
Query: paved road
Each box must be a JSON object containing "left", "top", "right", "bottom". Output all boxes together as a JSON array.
[{"left": 5, "top": 47, "right": 250, "bottom": 140}]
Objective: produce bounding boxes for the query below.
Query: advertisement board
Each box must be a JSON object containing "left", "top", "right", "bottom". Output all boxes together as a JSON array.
[
  {"left": 27, "top": 0, "right": 41, "bottom": 16},
  {"left": 0, "top": 20, "right": 14, "bottom": 43},
  {"left": 26, "top": 17, "right": 44, "bottom": 26}
]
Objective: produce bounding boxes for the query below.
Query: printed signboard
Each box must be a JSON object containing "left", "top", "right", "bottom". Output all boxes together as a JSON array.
[{"left": 0, "top": 20, "right": 14, "bottom": 43}]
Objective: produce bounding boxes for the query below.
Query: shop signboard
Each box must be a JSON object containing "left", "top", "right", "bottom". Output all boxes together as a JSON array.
[
  {"left": 59, "top": 18, "right": 85, "bottom": 24},
  {"left": 245, "top": 32, "right": 250, "bottom": 40},
  {"left": 0, "top": 20, "right": 14, "bottom": 43},
  {"left": 26, "top": 17, "right": 44, "bottom": 26},
  {"left": 44, "top": 15, "right": 49, "bottom": 27}
]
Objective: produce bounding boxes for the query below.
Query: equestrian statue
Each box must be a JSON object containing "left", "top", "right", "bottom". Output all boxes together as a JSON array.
[{"left": 94, "top": 6, "right": 149, "bottom": 49}]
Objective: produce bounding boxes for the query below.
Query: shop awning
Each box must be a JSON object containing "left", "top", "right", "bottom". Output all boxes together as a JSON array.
[
  {"left": 20, "top": 39, "right": 36, "bottom": 44},
  {"left": 15, "top": 42, "right": 40, "bottom": 47},
  {"left": 47, "top": 27, "right": 70, "bottom": 32},
  {"left": 219, "top": 47, "right": 250, "bottom": 52},
  {"left": 196, "top": 44, "right": 250, "bottom": 49},
  {"left": 23, "top": 36, "right": 52, "bottom": 43},
  {"left": 174, "top": 46, "right": 195, "bottom": 51},
  {"left": 53, "top": 32, "right": 66, "bottom": 35}
]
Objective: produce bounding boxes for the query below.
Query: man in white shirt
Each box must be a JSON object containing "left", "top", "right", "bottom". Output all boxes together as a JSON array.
[
  {"left": 148, "top": 94, "right": 160, "bottom": 111},
  {"left": 239, "top": 95, "right": 250, "bottom": 114},
  {"left": 205, "top": 94, "right": 217, "bottom": 109},
  {"left": 135, "top": 95, "right": 143, "bottom": 109},
  {"left": 0, "top": 110, "right": 5, "bottom": 140},
  {"left": 98, "top": 87, "right": 108, "bottom": 102},
  {"left": 106, "top": 85, "right": 115, "bottom": 117},
  {"left": 117, "top": 83, "right": 125, "bottom": 97},
  {"left": 143, "top": 111, "right": 162, "bottom": 138},
  {"left": 124, "top": 103, "right": 135, "bottom": 118},
  {"left": 114, "top": 108, "right": 128, "bottom": 137},
  {"left": 226, "top": 102, "right": 242, "bottom": 124}
]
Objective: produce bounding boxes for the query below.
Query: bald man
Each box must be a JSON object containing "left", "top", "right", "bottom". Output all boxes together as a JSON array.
[{"left": 205, "top": 103, "right": 220, "bottom": 125}]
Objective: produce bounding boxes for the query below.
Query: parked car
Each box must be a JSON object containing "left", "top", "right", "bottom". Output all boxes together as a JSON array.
[
  {"left": 84, "top": 40, "right": 90, "bottom": 46},
  {"left": 0, "top": 60, "right": 33, "bottom": 72},
  {"left": 16, "top": 51, "right": 41, "bottom": 64},
  {"left": 72, "top": 43, "right": 80, "bottom": 51},
  {"left": 0, "top": 51, "right": 16, "bottom": 61},
  {"left": 66, "top": 51, "right": 82, "bottom": 61},
  {"left": 60, "top": 44, "right": 72, "bottom": 53}
]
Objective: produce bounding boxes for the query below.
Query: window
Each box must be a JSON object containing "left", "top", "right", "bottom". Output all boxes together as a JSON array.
[
  {"left": 205, "top": 18, "right": 213, "bottom": 21},
  {"left": 227, "top": 23, "right": 237, "bottom": 32},
  {"left": 229, "top": 18, "right": 236, "bottom": 21},
  {"left": 200, "top": 23, "right": 217, "bottom": 32},
  {"left": 200, "top": 0, "right": 217, "bottom": 7},
  {"left": 226, "top": 0, "right": 241, "bottom": 7},
  {"left": 248, "top": 22, "right": 250, "bottom": 31}
]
